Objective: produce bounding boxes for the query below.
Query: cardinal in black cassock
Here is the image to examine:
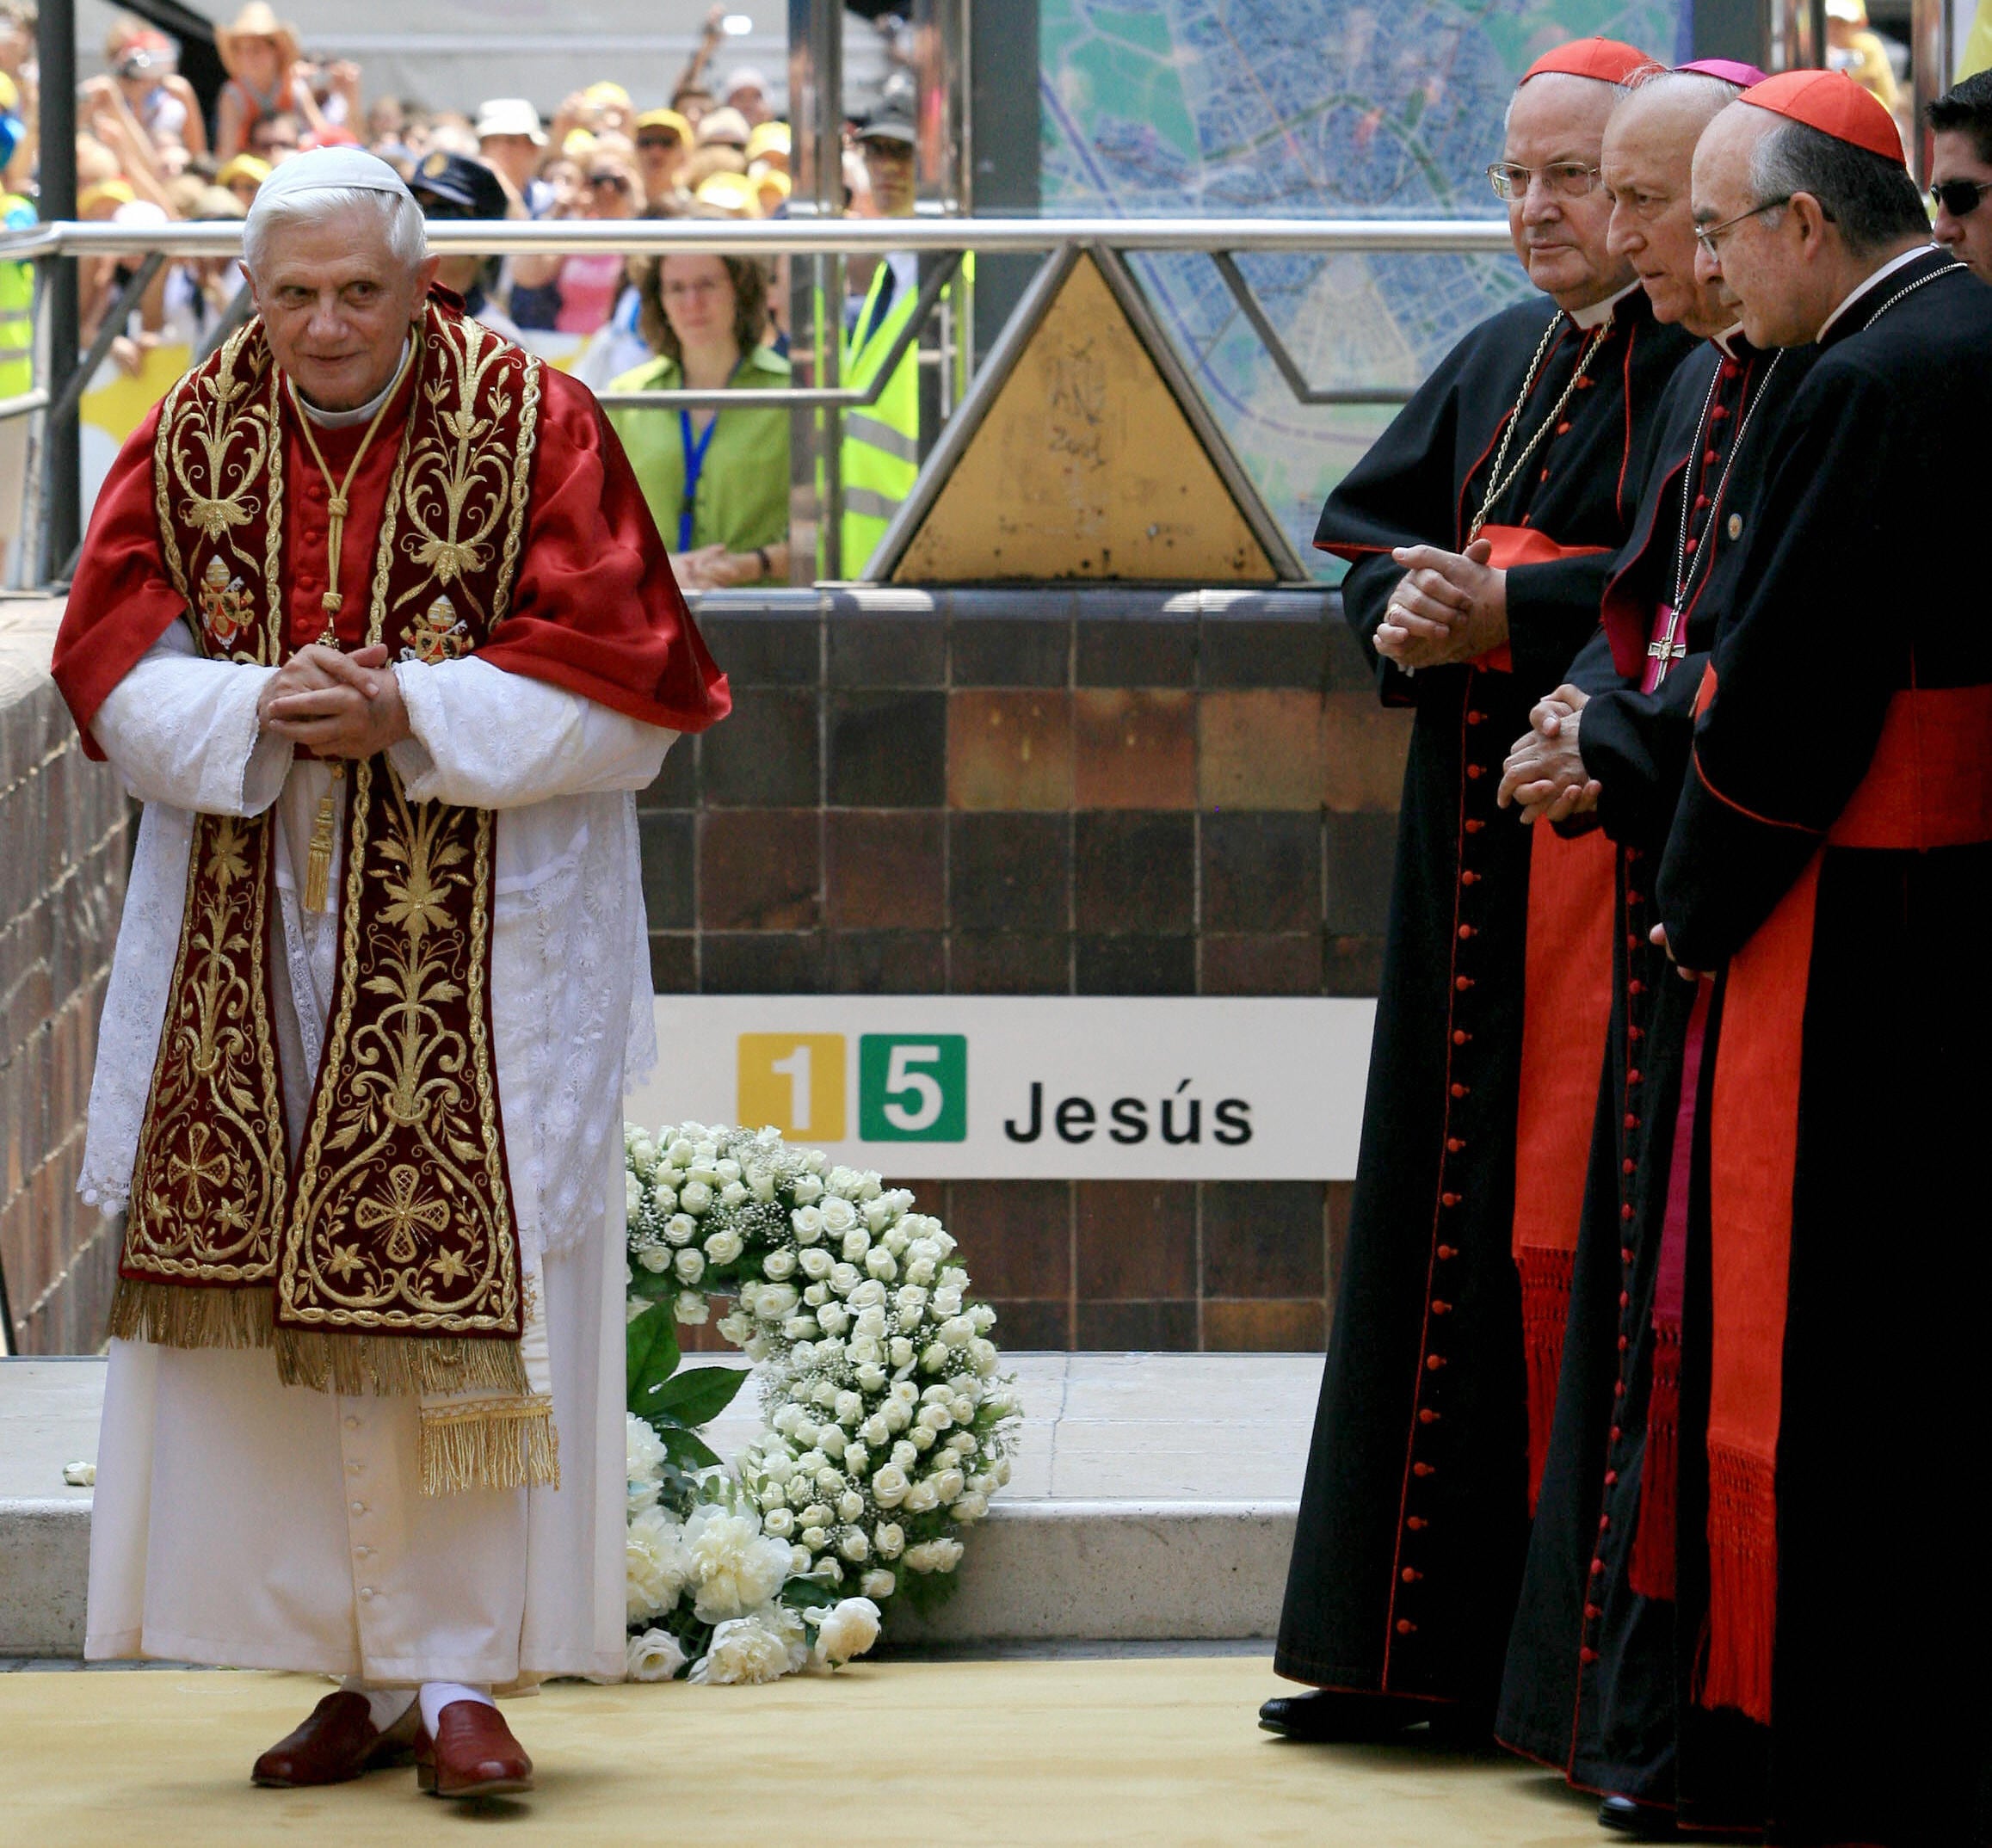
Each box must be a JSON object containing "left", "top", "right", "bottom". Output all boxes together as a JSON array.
[
  {"left": 1652, "top": 72, "right": 1992, "bottom": 1847},
  {"left": 1490, "top": 61, "right": 1826, "bottom": 1831},
  {"left": 1262, "top": 36, "right": 1696, "bottom": 1740}
]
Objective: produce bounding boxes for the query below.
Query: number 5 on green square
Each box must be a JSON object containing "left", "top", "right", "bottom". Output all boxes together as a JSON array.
[{"left": 859, "top": 1035, "right": 967, "bottom": 1142}]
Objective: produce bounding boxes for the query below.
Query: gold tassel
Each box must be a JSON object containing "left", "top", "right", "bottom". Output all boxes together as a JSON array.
[
  {"left": 419, "top": 1397, "right": 561, "bottom": 1496},
  {"left": 302, "top": 776, "right": 339, "bottom": 914},
  {"left": 108, "top": 1278, "right": 275, "bottom": 1351},
  {"left": 274, "top": 1325, "right": 531, "bottom": 1400}
]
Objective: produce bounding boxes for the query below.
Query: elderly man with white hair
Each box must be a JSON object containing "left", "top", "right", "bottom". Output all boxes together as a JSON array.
[{"left": 52, "top": 148, "right": 730, "bottom": 1798}]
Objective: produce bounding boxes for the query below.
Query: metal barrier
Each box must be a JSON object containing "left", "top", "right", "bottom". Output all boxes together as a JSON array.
[{"left": 0, "top": 214, "right": 1515, "bottom": 589}]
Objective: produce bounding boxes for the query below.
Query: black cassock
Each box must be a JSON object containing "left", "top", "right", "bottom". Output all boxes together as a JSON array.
[
  {"left": 1276, "top": 286, "right": 1693, "bottom": 1714},
  {"left": 1494, "top": 332, "right": 1816, "bottom": 1812},
  {"left": 1656, "top": 249, "right": 1992, "bottom": 1846}
]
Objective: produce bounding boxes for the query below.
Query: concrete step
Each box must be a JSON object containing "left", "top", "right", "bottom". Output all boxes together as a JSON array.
[{"left": 0, "top": 1352, "right": 1319, "bottom": 1656}]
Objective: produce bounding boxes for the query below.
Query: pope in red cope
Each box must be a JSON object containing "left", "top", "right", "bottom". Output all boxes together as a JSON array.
[{"left": 52, "top": 148, "right": 728, "bottom": 1800}]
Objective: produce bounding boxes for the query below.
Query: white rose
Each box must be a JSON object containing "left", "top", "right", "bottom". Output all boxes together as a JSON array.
[
  {"left": 854, "top": 1363, "right": 888, "bottom": 1394},
  {"left": 837, "top": 1529, "right": 870, "bottom": 1562},
  {"left": 889, "top": 1337, "right": 915, "bottom": 1369},
  {"left": 704, "top": 1227, "right": 744, "bottom": 1266},
  {"left": 626, "top": 1173, "right": 643, "bottom": 1216},
  {"left": 674, "top": 1248, "right": 706, "bottom": 1284},
  {"left": 933, "top": 1467, "right": 965, "bottom": 1503},
  {"left": 905, "top": 1257, "right": 937, "bottom": 1287},
  {"left": 811, "top": 1379, "right": 842, "bottom": 1409},
  {"left": 791, "top": 1174, "right": 824, "bottom": 1203},
  {"left": 971, "top": 1303, "right": 997, "bottom": 1333},
  {"left": 873, "top": 1521, "right": 906, "bottom": 1558},
  {"left": 970, "top": 1339, "right": 999, "bottom": 1376},
  {"left": 687, "top": 1163, "right": 719, "bottom": 1186},
  {"left": 910, "top": 1426, "right": 936, "bottom": 1451},
  {"left": 755, "top": 1282, "right": 799, "bottom": 1321},
  {"left": 648, "top": 1181, "right": 679, "bottom": 1215},
  {"left": 883, "top": 1401, "right": 912, "bottom": 1435},
  {"left": 829, "top": 1263, "right": 861, "bottom": 1297},
  {"left": 815, "top": 1465, "right": 846, "bottom": 1494},
  {"left": 842, "top": 1442, "right": 870, "bottom": 1479},
  {"left": 920, "top": 1343, "right": 950, "bottom": 1375},
  {"left": 791, "top": 1545, "right": 814, "bottom": 1575},
  {"left": 679, "top": 1180, "right": 713, "bottom": 1215},
  {"left": 860, "top": 1413, "right": 892, "bottom": 1448},
  {"left": 762, "top": 1248, "right": 797, "bottom": 1282},
  {"left": 791, "top": 1205, "right": 825, "bottom": 1242},
  {"left": 860, "top": 1569, "right": 897, "bottom": 1600},
  {"left": 715, "top": 1159, "right": 742, "bottom": 1182},
  {"left": 798, "top": 1247, "right": 835, "bottom": 1281},
  {"left": 903, "top": 1479, "right": 941, "bottom": 1515},
  {"left": 853, "top": 1304, "right": 889, "bottom": 1340},
  {"left": 801, "top": 1525, "right": 829, "bottom": 1550},
  {"left": 895, "top": 1284, "right": 928, "bottom": 1318},
  {"left": 663, "top": 1214, "right": 697, "bottom": 1247},
  {"left": 824, "top": 1168, "right": 863, "bottom": 1202},
  {"left": 802, "top": 1284, "right": 830, "bottom": 1309},
  {"left": 903, "top": 1537, "right": 965, "bottom": 1575},
  {"left": 763, "top": 1506, "right": 794, "bottom": 1537},
  {"left": 626, "top": 1627, "right": 688, "bottom": 1683},
  {"left": 636, "top": 1246, "right": 672, "bottom": 1273},
  {"left": 870, "top": 1463, "right": 910, "bottom": 1507},
  {"left": 848, "top": 1279, "right": 888, "bottom": 1310},
  {"left": 837, "top": 1488, "right": 866, "bottom": 1523},
  {"left": 689, "top": 1606, "right": 808, "bottom": 1685},
  {"left": 842, "top": 1229, "right": 872, "bottom": 1263},
  {"left": 683, "top": 1506, "right": 792, "bottom": 1623},
  {"left": 953, "top": 1492, "right": 990, "bottom": 1521},
  {"left": 891, "top": 1438, "right": 918, "bottom": 1467},
  {"left": 834, "top": 1390, "right": 866, "bottom": 1427},
  {"left": 785, "top": 1477, "right": 814, "bottom": 1508},
  {"left": 665, "top": 1137, "right": 695, "bottom": 1164},
  {"left": 819, "top": 1196, "right": 858, "bottom": 1235},
  {"left": 817, "top": 1303, "right": 851, "bottom": 1337},
  {"left": 865, "top": 1247, "right": 898, "bottom": 1282},
  {"left": 717, "top": 1311, "right": 754, "bottom": 1346},
  {"left": 817, "top": 1426, "right": 847, "bottom": 1459},
  {"left": 813, "top": 1596, "right": 882, "bottom": 1669},
  {"left": 932, "top": 1287, "right": 964, "bottom": 1318},
  {"left": 674, "top": 1291, "right": 709, "bottom": 1325}
]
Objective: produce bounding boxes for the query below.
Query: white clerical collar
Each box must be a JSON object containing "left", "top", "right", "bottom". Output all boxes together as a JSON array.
[
  {"left": 1816, "top": 244, "right": 1936, "bottom": 342},
  {"left": 1569, "top": 280, "right": 1643, "bottom": 330},
  {"left": 1711, "top": 323, "right": 1746, "bottom": 358},
  {"left": 290, "top": 336, "right": 412, "bottom": 428}
]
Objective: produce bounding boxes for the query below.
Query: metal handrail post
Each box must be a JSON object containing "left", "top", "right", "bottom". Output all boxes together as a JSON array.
[
  {"left": 37, "top": 0, "right": 80, "bottom": 584},
  {"left": 789, "top": 0, "right": 845, "bottom": 586}
]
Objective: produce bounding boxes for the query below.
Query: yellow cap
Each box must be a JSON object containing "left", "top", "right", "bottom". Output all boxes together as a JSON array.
[
  {"left": 216, "top": 153, "right": 273, "bottom": 190},
  {"left": 583, "top": 81, "right": 632, "bottom": 112},
  {"left": 635, "top": 108, "right": 693, "bottom": 142},
  {"left": 78, "top": 180, "right": 139, "bottom": 216},
  {"left": 745, "top": 120, "right": 790, "bottom": 163},
  {"left": 561, "top": 127, "right": 598, "bottom": 159},
  {"left": 694, "top": 170, "right": 758, "bottom": 214},
  {"left": 751, "top": 167, "right": 792, "bottom": 204}
]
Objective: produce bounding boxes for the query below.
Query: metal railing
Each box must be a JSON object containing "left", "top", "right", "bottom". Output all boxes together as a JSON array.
[{"left": 0, "top": 213, "right": 1515, "bottom": 588}]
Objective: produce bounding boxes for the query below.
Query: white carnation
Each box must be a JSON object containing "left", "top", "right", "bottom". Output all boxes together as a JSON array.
[
  {"left": 683, "top": 1506, "right": 792, "bottom": 1623},
  {"left": 626, "top": 1414, "right": 667, "bottom": 1485},
  {"left": 690, "top": 1605, "right": 808, "bottom": 1685},
  {"left": 626, "top": 1627, "right": 688, "bottom": 1683},
  {"left": 626, "top": 1506, "right": 691, "bottom": 1622}
]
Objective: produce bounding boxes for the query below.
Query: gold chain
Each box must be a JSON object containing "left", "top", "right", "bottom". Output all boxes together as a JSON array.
[{"left": 1469, "top": 317, "right": 1611, "bottom": 542}]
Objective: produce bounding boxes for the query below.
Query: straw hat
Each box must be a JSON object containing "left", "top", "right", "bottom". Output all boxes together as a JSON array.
[{"left": 216, "top": 3, "right": 302, "bottom": 80}]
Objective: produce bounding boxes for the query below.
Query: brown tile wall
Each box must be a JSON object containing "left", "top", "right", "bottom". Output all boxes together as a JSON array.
[
  {"left": 661, "top": 588, "right": 1404, "bottom": 1353},
  {"left": 0, "top": 613, "right": 133, "bottom": 1354}
]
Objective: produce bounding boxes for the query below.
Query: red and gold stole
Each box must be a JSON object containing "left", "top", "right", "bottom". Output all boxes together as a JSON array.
[{"left": 111, "top": 298, "right": 554, "bottom": 1495}]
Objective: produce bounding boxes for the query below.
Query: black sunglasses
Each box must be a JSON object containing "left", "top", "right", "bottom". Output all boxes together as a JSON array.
[{"left": 1931, "top": 176, "right": 1992, "bottom": 217}]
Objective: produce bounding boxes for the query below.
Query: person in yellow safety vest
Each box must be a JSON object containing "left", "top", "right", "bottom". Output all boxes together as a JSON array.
[
  {"left": 0, "top": 94, "right": 34, "bottom": 402},
  {"left": 841, "top": 108, "right": 924, "bottom": 575}
]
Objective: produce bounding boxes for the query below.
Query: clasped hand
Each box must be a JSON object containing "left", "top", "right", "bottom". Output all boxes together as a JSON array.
[
  {"left": 257, "top": 644, "right": 411, "bottom": 759},
  {"left": 1497, "top": 683, "right": 1600, "bottom": 825},
  {"left": 1373, "top": 539, "right": 1509, "bottom": 671}
]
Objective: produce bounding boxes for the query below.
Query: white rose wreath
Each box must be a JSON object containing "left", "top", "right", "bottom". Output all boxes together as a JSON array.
[{"left": 621, "top": 1121, "right": 1021, "bottom": 1685}]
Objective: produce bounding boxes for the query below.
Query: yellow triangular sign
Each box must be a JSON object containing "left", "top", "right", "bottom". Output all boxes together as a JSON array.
[{"left": 886, "top": 250, "right": 1289, "bottom": 584}]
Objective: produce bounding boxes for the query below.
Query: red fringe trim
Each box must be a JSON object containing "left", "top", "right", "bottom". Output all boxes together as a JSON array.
[
  {"left": 1518, "top": 1244, "right": 1576, "bottom": 1512},
  {"left": 1698, "top": 1440, "right": 1777, "bottom": 1724},
  {"left": 1628, "top": 1323, "right": 1681, "bottom": 1602}
]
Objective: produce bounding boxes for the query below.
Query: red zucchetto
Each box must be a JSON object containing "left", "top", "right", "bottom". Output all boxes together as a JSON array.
[
  {"left": 1738, "top": 67, "right": 1905, "bottom": 165},
  {"left": 1520, "top": 37, "right": 1662, "bottom": 86}
]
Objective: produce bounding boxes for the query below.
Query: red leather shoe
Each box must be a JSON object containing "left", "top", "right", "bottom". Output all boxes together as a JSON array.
[
  {"left": 252, "top": 1691, "right": 421, "bottom": 1787},
  {"left": 415, "top": 1701, "right": 534, "bottom": 1798}
]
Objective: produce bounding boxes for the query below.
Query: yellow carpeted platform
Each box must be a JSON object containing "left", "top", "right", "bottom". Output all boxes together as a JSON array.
[{"left": 0, "top": 1656, "right": 1606, "bottom": 1847}]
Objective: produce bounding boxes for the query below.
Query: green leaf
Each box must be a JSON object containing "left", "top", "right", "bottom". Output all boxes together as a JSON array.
[
  {"left": 780, "top": 1577, "right": 839, "bottom": 1611},
  {"left": 626, "top": 1301, "right": 682, "bottom": 1416},
  {"left": 645, "top": 1362, "right": 749, "bottom": 1426},
  {"left": 652, "top": 1423, "right": 724, "bottom": 1471},
  {"left": 626, "top": 1265, "right": 679, "bottom": 1302}
]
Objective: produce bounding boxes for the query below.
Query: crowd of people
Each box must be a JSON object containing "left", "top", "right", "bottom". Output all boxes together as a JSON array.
[{"left": 0, "top": 2, "right": 936, "bottom": 585}]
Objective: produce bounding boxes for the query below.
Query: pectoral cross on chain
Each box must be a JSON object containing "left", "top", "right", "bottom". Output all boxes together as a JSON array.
[{"left": 1644, "top": 604, "right": 1687, "bottom": 691}]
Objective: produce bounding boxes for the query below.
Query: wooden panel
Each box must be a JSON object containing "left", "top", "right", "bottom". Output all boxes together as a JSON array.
[{"left": 893, "top": 256, "right": 1278, "bottom": 584}]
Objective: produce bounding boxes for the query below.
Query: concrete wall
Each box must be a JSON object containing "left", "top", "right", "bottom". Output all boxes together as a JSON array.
[{"left": 0, "top": 601, "right": 129, "bottom": 1357}]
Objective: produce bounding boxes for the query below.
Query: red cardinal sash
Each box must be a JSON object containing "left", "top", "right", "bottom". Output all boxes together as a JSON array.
[
  {"left": 1699, "top": 681, "right": 1992, "bottom": 1721},
  {"left": 1474, "top": 525, "right": 1619, "bottom": 1508}
]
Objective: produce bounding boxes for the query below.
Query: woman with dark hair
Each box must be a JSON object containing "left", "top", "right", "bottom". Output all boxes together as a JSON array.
[{"left": 607, "top": 248, "right": 789, "bottom": 588}]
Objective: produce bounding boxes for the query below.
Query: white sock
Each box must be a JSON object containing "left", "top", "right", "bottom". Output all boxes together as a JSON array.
[
  {"left": 419, "top": 1681, "right": 496, "bottom": 1734},
  {"left": 339, "top": 1679, "right": 416, "bottom": 1733}
]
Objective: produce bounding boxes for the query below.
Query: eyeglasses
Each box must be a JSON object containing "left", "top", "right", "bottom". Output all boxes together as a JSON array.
[
  {"left": 1693, "top": 195, "right": 1792, "bottom": 261},
  {"left": 1488, "top": 160, "right": 1602, "bottom": 201},
  {"left": 1930, "top": 176, "right": 1992, "bottom": 217},
  {"left": 663, "top": 277, "right": 726, "bottom": 302}
]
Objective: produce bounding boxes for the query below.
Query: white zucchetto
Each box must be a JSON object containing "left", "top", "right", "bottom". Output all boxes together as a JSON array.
[{"left": 243, "top": 147, "right": 415, "bottom": 243}]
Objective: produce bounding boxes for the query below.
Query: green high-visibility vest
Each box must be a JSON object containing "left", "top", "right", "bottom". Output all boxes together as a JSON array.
[
  {"left": 838, "top": 256, "right": 923, "bottom": 575},
  {"left": 0, "top": 193, "right": 33, "bottom": 400}
]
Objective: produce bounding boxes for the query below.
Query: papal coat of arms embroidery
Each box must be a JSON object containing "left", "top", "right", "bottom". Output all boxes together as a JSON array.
[
  {"left": 404, "top": 593, "right": 473, "bottom": 665},
  {"left": 196, "top": 556, "right": 255, "bottom": 650}
]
